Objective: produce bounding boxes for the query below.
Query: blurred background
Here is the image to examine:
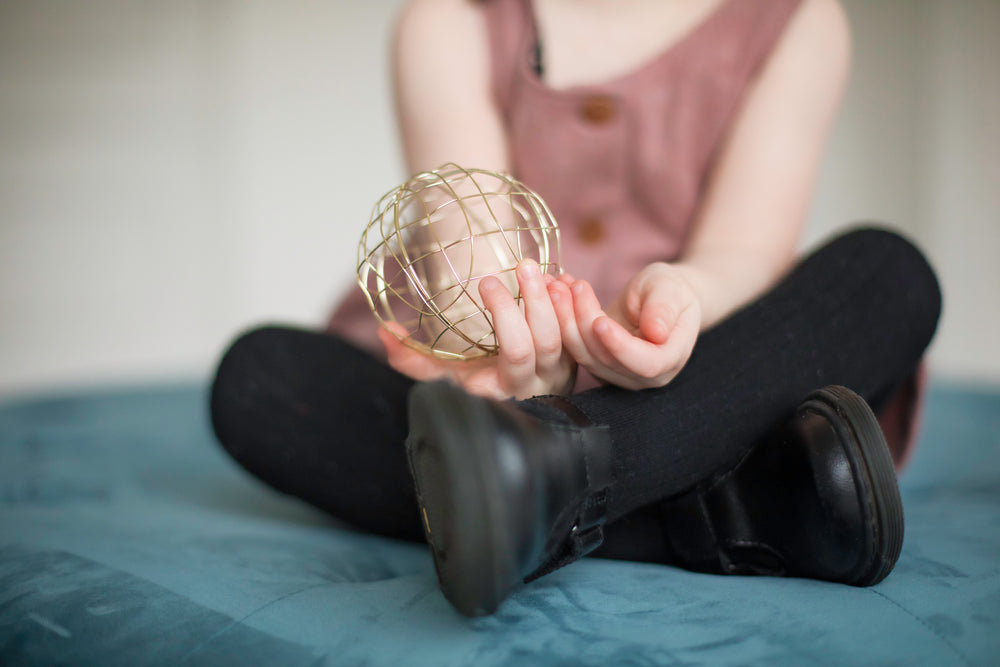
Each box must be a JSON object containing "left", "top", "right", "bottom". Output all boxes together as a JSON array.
[{"left": 1, "top": 0, "right": 998, "bottom": 398}]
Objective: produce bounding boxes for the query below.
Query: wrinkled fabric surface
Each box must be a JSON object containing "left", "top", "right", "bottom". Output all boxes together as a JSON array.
[{"left": 0, "top": 382, "right": 997, "bottom": 666}]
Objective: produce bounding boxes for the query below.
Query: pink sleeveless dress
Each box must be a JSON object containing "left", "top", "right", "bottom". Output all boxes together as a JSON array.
[
  {"left": 328, "top": 0, "right": 924, "bottom": 467},
  {"left": 330, "top": 0, "right": 801, "bottom": 353}
]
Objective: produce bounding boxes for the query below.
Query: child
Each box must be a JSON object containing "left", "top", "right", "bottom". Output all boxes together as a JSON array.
[{"left": 211, "top": 0, "right": 940, "bottom": 616}]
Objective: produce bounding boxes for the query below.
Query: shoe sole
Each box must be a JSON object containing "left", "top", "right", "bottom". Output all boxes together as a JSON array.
[
  {"left": 405, "top": 381, "right": 514, "bottom": 616},
  {"left": 802, "top": 385, "right": 904, "bottom": 586}
]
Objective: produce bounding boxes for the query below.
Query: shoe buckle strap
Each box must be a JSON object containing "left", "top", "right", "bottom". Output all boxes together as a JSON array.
[
  {"left": 658, "top": 488, "right": 728, "bottom": 574},
  {"left": 522, "top": 396, "right": 613, "bottom": 584},
  {"left": 523, "top": 488, "right": 609, "bottom": 583}
]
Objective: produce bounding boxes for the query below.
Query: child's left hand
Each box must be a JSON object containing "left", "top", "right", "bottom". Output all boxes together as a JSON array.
[{"left": 550, "top": 263, "right": 701, "bottom": 390}]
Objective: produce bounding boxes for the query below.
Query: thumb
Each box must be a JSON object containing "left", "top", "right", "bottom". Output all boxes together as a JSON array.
[
  {"left": 636, "top": 282, "right": 675, "bottom": 345},
  {"left": 378, "top": 325, "right": 446, "bottom": 381}
]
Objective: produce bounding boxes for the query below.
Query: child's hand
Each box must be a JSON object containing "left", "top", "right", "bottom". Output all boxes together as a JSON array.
[
  {"left": 550, "top": 263, "right": 701, "bottom": 390},
  {"left": 379, "top": 259, "right": 577, "bottom": 400}
]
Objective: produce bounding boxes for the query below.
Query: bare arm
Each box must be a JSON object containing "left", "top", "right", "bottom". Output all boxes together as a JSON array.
[
  {"left": 392, "top": 0, "right": 510, "bottom": 174},
  {"left": 560, "top": 0, "right": 852, "bottom": 388},
  {"left": 674, "top": 0, "right": 852, "bottom": 327},
  {"left": 384, "top": 0, "right": 574, "bottom": 399}
]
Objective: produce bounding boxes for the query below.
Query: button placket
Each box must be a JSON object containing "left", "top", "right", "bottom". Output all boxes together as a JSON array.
[{"left": 575, "top": 93, "right": 619, "bottom": 246}]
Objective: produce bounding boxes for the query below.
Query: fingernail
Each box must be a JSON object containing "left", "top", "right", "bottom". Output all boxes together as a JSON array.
[
  {"left": 518, "top": 259, "right": 540, "bottom": 280},
  {"left": 548, "top": 286, "right": 562, "bottom": 303}
]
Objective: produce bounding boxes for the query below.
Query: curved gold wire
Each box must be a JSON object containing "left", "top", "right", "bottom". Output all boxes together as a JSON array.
[{"left": 357, "top": 163, "right": 561, "bottom": 360}]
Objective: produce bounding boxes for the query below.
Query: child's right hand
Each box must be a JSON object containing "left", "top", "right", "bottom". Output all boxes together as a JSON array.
[{"left": 379, "top": 259, "right": 577, "bottom": 400}]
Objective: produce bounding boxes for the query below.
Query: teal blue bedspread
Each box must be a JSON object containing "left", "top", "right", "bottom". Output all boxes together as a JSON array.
[{"left": 1, "top": 382, "right": 998, "bottom": 666}]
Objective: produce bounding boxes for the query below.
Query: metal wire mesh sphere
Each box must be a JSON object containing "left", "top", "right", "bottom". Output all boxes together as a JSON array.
[{"left": 358, "top": 163, "right": 561, "bottom": 360}]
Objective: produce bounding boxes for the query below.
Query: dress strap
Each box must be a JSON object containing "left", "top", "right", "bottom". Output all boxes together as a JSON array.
[
  {"left": 686, "top": 0, "right": 804, "bottom": 81},
  {"left": 481, "top": 0, "right": 536, "bottom": 116}
]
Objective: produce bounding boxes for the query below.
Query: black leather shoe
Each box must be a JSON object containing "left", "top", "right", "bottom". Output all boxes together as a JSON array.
[
  {"left": 405, "top": 381, "right": 613, "bottom": 617},
  {"left": 657, "top": 385, "right": 903, "bottom": 585}
]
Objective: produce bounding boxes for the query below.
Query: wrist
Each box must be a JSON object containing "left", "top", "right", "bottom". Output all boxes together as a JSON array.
[{"left": 667, "top": 261, "right": 727, "bottom": 329}]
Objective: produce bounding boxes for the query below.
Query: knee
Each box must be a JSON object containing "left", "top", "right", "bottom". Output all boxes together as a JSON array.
[
  {"left": 838, "top": 227, "right": 943, "bottom": 343},
  {"left": 209, "top": 325, "right": 297, "bottom": 449},
  {"left": 211, "top": 325, "right": 289, "bottom": 398}
]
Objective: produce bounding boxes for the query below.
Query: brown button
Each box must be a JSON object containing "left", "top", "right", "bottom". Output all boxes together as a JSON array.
[
  {"left": 578, "top": 216, "right": 605, "bottom": 244},
  {"left": 579, "top": 94, "right": 618, "bottom": 125}
]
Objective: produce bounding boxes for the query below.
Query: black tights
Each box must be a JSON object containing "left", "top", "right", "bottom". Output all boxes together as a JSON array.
[{"left": 210, "top": 228, "right": 941, "bottom": 559}]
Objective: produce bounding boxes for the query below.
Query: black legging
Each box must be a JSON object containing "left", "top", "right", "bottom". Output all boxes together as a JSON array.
[{"left": 210, "top": 227, "right": 941, "bottom": 558}]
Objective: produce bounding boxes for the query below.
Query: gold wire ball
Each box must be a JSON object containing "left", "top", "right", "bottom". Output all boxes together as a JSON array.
[{"left": 358, "top": 163, "right": 561, "bottom": 360}]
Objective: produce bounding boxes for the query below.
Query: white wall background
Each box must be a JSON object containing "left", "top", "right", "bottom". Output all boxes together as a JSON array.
[{"left": 1, "top": 0, "right": 998, "bottom": 397}]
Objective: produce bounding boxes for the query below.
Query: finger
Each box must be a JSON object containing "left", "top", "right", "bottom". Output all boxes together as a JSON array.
[
  {"left": 624, "top": 285, "right": 643, "bottom": 330},
  {"left": 592, "top": 315, "right": 666, "bottom": 381},
  {"left": 517, "top": 259, "right": 562, "bottom": 374},
  {"left": 378, "top": 325, "right": 448, "bottom": 381},
  {"left": 463, "top": 367, "right": 511, "bottom": 401},
  {"left": 480, "top": 276, "right": 536, "bottom": 391},
  {"left": 593, "top": 302, "right": 697, "bottom": 385},
  {"left": 381, "top": 320, "right": 410, "bottom": 339},
  {"left": 570, "top": 280, "right": 623, "bottom": 368},
  {"left": 548, "top": 279, "right": 590, "bottom": 362},
  {"left": 377, "top": 322, "right": 409, "bottom": 362},
  {"left": 638, "top": 297, "right": 674, "bottom": 345},
  {"left": 656, "top": 300, "right": 700, "bottom": 371}
]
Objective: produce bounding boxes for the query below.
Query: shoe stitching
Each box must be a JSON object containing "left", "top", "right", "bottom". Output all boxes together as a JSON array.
[
  {"left": 808, "top": 397, "right": 884, "bottom": 583},
  {"left": 841, "top": 401, "right": 881, "bottom": 583}
]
